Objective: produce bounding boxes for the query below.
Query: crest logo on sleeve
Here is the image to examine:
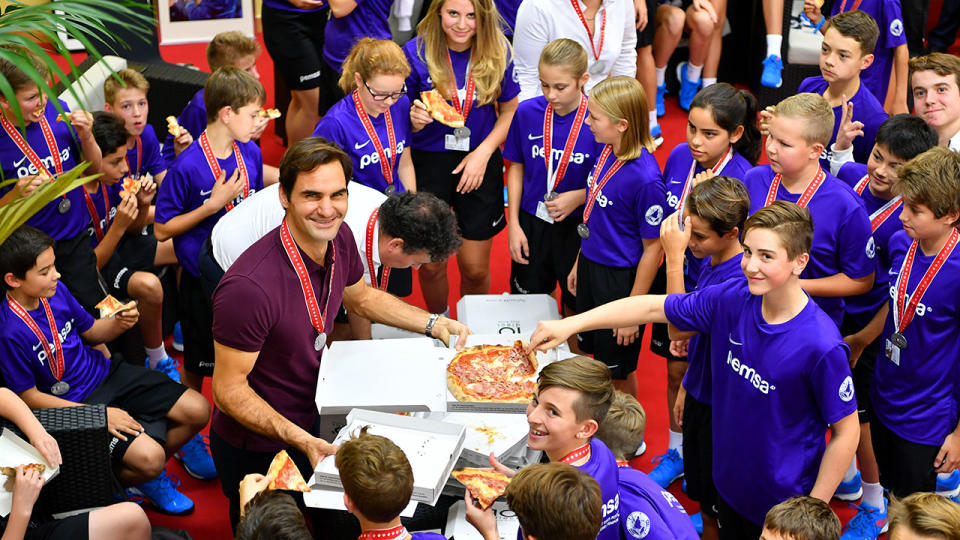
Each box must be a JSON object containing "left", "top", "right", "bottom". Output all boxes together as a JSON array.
[
  {"left": 890, "top": 20, "right": 903, "bottom": 37},
  {"left": 645, "top": 205, "right": 664, "bottom": 226},
  {"left": 839, "top": 376, "right": 855, "bottom": 402},
  {"left": 626, "top": 511, "right": 651, "bottom": 538},
  {"left": 866, "top": 237, "right": 876, "bottom": 259}
]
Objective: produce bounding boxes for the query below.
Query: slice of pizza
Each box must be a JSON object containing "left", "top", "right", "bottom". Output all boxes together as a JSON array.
[
  {"left": 166, "top": 116, "right": 182, "bottom": 137},
  {"left": 0, "top": 463, "right": 46, "bottom": 477},
  {"left": 119, "top": 177, "right": 142, "bottom": 199},
  {"left": 420, "top": 90, "right": 465, "bottom": 128},
  {"left": 95, "top": 295, "right": 136, "bottom": 319},
  {"left": 265, "top": 449, "right": 311, "bottom": 492},
  {"left": 259, "top": 108, "right": 282, "bottom": 120},
  {"left": 452, "top": 468, "right": 510, "bottom": 510}
]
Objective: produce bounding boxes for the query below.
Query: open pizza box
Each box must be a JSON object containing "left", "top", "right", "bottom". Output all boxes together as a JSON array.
[
  {"left": 313, "top": 409, "right": 466, "bottom": 506},
  {"left": 455, "top": 294, "right": 560, "bottom": 335},
  {"left": 445, "top": 500, "right": 521, "bottom": 540},
  {"left": 303, "top": 485, "right": 418, "bottom": 517},
  {"left": 0, "top": 428, "right": 60, "bottom": 518},
  {"left": 419, "top": 412, "right": 529, "bottom": 467}
]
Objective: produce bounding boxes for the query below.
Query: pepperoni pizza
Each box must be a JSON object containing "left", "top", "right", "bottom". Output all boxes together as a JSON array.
[{"left": 447, "top": 341, "right": 538, "bottom": 403}]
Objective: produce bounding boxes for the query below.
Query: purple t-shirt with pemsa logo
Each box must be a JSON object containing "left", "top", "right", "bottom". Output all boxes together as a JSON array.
[
  {"left": 403, "top": 37, "right": 520, "bottom": 153},
  {"left": 0, "top": 285, "right": 106, "bottom": 402},
  {"left": 797, "top": 76, "right": 888, "bottom": 169},
  {"left": 127, "top": 124, "right": 165, "bottom": 179},
  {"left": 312, "top": 94, "right": 412, "bottom": 194},
  {"left": 161, "top": 89, "right": 206, "bottom": 167},
  {"left": 681, "top": 254, "right": 744, "bottom": 405},
  {"left": 618, "top": 465, "right": 699, "bottom": 540},
  {"left": 743, "top": 165, "right": 875, "bottom": 326},
  {"left": 82, "top": 181, "right": 124, "bottom": 248},
  {"left": 580, "top": 149, "right": 666, "bottom": 268},
  {"left": 322, "top": 0, "right": 393, "bottom": 72},
  {"left": 155, "top": 138, "right": 264, "bottom": 278},
  {"left": 211, "top": 223, "right": 364, "bottom": 452},
  {"left": 502, "top": 95, "right": 602, "bottom": 219},
  {"left": 665, "top": 280, "right": 856, "bottom": 526},
  {"left": 829, "top": 0, "right": 906, "bottom": 104},
  {"left": 0, "top": 99, "right": 89, "bottom": 241},
  {"left": 871, "top": 230, "right": 960, "bottom": 446}
]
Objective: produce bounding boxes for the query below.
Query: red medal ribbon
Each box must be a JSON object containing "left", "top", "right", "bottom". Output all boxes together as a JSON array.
[
  {"left": 678, "top": 145, "right": 733, "bottom": 219},
  {"left": 892, "top": 228, "right": 958, "bottom": 336},
  {"left": 582, "top": 145, "right": 624, "bottom": 224},
  {"left": 445, "top": 50, "right": 475, "bottom": 121},
  {"left": 543, "top": 94, "right": 588, "bottom": 194},
  {"left": 198, "top": 131, "right": 249, "bottom": 212},
  {"left": 616, "top": 460, "right": 630, "bottom": 468},
  {"left": 0, "top": 111, "right": 63, "bottom": 178},
  {"left": 559, "top": 443, "right": 591, "bottom": 464},
  {"left": 82, "top": 182, "right": 111, "bottom": 242},
  {"left": 854, "top": 174, "right": 903, "bottom": 232},
  {"left": 279, "top": 220, "right": 335, "bottom": 339},
  {"left": 570, "top": 0, "right": 606, "bottom": 61},
  {"left": 7, "top": 296, "right": 65, "bottom": 383},
  {"left": 365, "top": 208, "right": 391, "bottom": 291},
  {"left": 358, "top": 525, "right": 408, "bottom": 540},
  {"left": 839, "top": 0, "right": 863, "bottom": 12},
  {"left": 764, "top": 168, "right": 826, "bottom": 208},
  {"left": 353, "top": 91, "right": 397, "bottom": 188},
  {"left": 125, "top": 136, "right": 143, "bottom": 179}
]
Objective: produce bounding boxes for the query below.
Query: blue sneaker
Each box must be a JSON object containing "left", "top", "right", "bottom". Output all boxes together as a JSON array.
[
  {"left": 145, "top": 356, "right": 180, "bottom": 383},
  {"left": 648, "top": 448, "right": 684, "bottom": 488},
  {"left": 690, "top": 512, "right": 703, "bottom": 535},
  {"left": 635, "top": 440, "right": 646, "bottom": 457},
  {"left": 762, "top": 55, "right": 784, "bottom": 88},
  {"left": 656, "top": 83, "right": 666, "bottom": 117},
  {"left": 129, "top": 469, "right": 194, "bottom": 515},
  {"left": 176, "top": 433, "right": 217, "bottom": 481},
  {"left": 834, "top": 470, "right": 863, "bottom": 501},
  {"left": 172, "top": 321, "right": 184, "bottom": 352},
  {"left": 676, "top": 62, "right": 701, "bottom": 111},
  {"left": 937, "top": 469, "right": 960, "bottom": 498},
  {"left": 650, "top": 123, "right": 664, "bottom": 150},
  {"left": 840, "top": 498, "right": 888, "bottom": 539}
]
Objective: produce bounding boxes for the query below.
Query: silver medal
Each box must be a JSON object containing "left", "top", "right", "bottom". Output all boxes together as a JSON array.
[
  {"left": 384, "top": 184, "right": 396, "bottom": 196},
  {"left": 50, "top": 381, "right": 69, "bottom": 396},
  {"left": 890, "top": 331, "right": 907, "bottom": 349},
  {"left": 544, "top": 191, "right": 559, "bottom": 202},
  {"left": 454, "top": 126, "right": 471, "bottom": 139},
  {"left": 577, "top": 223, "right": 590, "bottom": 239},
  {"left": 315, "top": 332, "right": 327, "bottom": 351},
  {"left": 57, "top": 198, "right": 71, "bottom": 214},
  {"left": 589, "top": 61, "right": 606, "bottom": 75}
]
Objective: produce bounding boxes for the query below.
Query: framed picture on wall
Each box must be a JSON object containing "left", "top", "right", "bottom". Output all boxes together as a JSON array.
[{"left": 158, "top": 0, "right": 254, "bottom": 44}]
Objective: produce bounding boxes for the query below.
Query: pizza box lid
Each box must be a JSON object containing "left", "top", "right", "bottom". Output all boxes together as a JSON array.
[
  {"left": 316, "top": 339, "right": 448, "bottom": 416},
  {"left": 313, "top": 409, "right": 466, "bottom": 506},
  {"left": 0, "top": 428, "right": 60, "bottom": 518},
  {"left": 445, "top": 500, "right": 521, "bottom": 540},
  {"left": 455, "top": 294, "right": 560, "bottom": 335},
  {"left": 303, "top": 484, "right": 418, "bottom": 517},
  {"left": 419, "top": 412, "right": 529, "bottom": 466},
  {"left": 443, "top": 333, "right": 557, "bottom": 414}
]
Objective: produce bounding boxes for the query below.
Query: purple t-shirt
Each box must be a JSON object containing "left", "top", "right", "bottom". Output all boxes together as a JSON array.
[
  {"left": 837, "top": 162, "right": 902, "bottom": 327},
  {"left": 829, "top": 0, "right": 906, "bottom": 104},
  {"left": 161, "top": 89, "right": 206, "bottom": 167},
  {"left": 82, "top": 181, "right": 124, "bottom": 248},
  {"left": 403, "top": 37, "right": 520, "bottom": 153},
  {"left": 0, "top": 285, "right": 106, "bottom": 401},
  {"left": 682, "top": 254, "right": 744, "bottom": 405},
  {"left": 211, "top": 222, "right": 364, "bottom": 452},
  {"left": 127, "top": 124, "right": 165, "bottom": 179},
  {"left": 797, "top": 76, "right": 888, "bottom": 169},
  {"left": 871, "top": 230, "right": 960, "bottom": 446},
  {"left": 744, "top": 165, "right": 875, "bottom": 326},
  {"left": 502, "top": 96, "right": 602, "bottom": 219},
  {"left": 262, "top": 0, "right": 325, "bottom": 11},
  {"left": 580, "top": 439, "right": 621, "bottom": 540},
  {"left": 495, "top": 0, "right": 522, "bottom": 36},
  {"left": 411, "top": 534, "right": 445, "bottom": 540},
  {"left": 665, "top": 280, "right": 857, "bottom": 526},
  {"left": 155, "top": 138, "right": 264, "bottom": 277},
  {"left": 580, "top": 149, "right": 665, "bottom": 268},
  {"left": 312, "top": 94, "right": 412, "bottom": 194},
  {"left": 0, "top": 99, "right": 89, "bottom": 241},
  {"left": 322, "top": 0, "right": 393, "bottom": 72},
  {"left": 617, "top": 465, "right": 699, "bottom": 540}
]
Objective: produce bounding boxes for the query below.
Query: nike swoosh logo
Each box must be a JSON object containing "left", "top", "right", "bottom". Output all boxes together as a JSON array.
[
  {"left": 669, "top": 179, "right": 682, "bottom": 184},
  {"left": 355, "top": 140, "right": 370, "bottom": 150},
  {"left": 200, "top": 189, "right": 212, "bottom": 196},
  {"left": 888, "top": 268, "right": 899, "bottom": 275},
  {"left": 13, "top": 155, "right": 27, "bottom": 168},
  {"left": 729, "top": 333, "right": 742, "bottom": 346},
  {"left": 528, "top": 134, "right": 543, "bottom": 140},
  {"left": 492, "top": 214, "right": 505, "bottom": 227}
]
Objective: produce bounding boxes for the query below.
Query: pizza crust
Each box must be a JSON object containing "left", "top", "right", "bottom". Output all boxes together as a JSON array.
[{"left": 420, "top": 90, "right": 465, "bottom": 128}]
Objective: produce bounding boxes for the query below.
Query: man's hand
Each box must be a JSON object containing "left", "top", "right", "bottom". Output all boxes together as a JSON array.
[
  {"left": 528, "top": 319, "right": 577, "bottom": 353},
  {"left": 834, "top": 96, "right": 864, "bottom": 152},
  {"left": 431, "top": 317, "right": 471, "bottom": 349},
  {"left": 238, "top": 473, "right": 272, "bottom": 515},
  {"left": 463, "top": 490, "right": 500, "bottom": 540},
  {"left": 935, "top": 431, "right": 960, "bottom": 474},
  {"left": 208, "top": 168, "right": 244, "bottom": 210},
  {"left": 10, "top": 465, "right": 44, "bottom": 518},
  {"left": 660, "top": 212, "right": 692, "bottom": 259},
  {"left": 106, "top": 407, "right": 142, "bottom": 441},
  {"left": 303, "top": 437, "right": 338, "bottom": 469},
  {"left": 613, "top": 325, "right": 639, "bottom": 346},
  {"left": 544, "top": 190, "right": 584, "bottom": 222}
]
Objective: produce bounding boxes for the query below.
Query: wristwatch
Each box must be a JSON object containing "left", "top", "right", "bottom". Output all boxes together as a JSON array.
[{"left": 425, "top": 313, "right": 440, "bottom": 337}]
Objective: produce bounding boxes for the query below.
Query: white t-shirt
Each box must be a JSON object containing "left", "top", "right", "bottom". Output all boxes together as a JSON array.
[
  {"left": 513, "top": 0, "right": 637, "bottom": 102},
  {"left": 211, "top": 181, "right": 387, "bottom": 287}
]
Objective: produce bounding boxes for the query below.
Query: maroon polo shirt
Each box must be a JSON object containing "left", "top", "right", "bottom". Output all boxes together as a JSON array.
[{"left": 211, "top": 221, "right": 364, "bottom": 452}]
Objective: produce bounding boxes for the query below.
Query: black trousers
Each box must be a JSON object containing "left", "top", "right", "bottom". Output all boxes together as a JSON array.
[{"left": 870, "top": 410, "right": 939, "bottom": 497}]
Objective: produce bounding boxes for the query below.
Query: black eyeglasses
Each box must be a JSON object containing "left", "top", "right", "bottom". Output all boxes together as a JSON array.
[{"left": 364, "top": 79, "right": 406, "bottom": 101}]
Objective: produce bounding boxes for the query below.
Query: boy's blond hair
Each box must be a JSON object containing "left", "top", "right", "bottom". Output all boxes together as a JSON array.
[
  {"left": 338, "top": 38, "right": 410, "bottom": 94},
  {"left": 207, "top": 31, "right": 260, "bottom": 72},
  {"left": 537, "top": 356, "right": 614, "bottom": 425},
  {"left": 103, "top": 68, "right": 149, "bottom": 106},
  {"left": 504, "top": 462, "right": 602, "bottom": 540},
  {"left": 762, "top": 496, "right": 841, "bottom": 540},
  {"left": 204, "top": 66, "right": 266, "bottom": 123},
  {"left": 888, "top": 492, "right": 960, "bottom": 539},
  {"left": 589, "top": 76, "right": 655, "bottom": 159},
  {"left": 909, "top": 52, "right": 960, "bottom": 93},
  {"left": 773, "top": 93, "right": 834, "bottom": 147},
  {"left": 594, "top": 390, "right": 645, "bottom": 461},
  {"left": 896, "top": 146, "right": 960, "bottom": 227},
  {"left": 335, "top": 427, "right": 414, "bottom": 523},
  {"left": 742, "top": 201, "right": 814, "bottom": 261}
]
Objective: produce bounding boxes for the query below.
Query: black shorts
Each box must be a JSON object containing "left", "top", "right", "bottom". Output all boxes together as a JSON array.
[
  {"left": 870, "top": 410, "right": 939, "bottom": 497},
  {"left": 682, "top": 393, "right": 718, "bottom": 517},
  {"left": 718, "top": 497, "right": 762, "bottom": 540},
  {"left": 840, "top": 315, "right": 878, "bottom": 423},
  {"left": 318, "top": 58, "right": 346, "bottom": 116},
  {"left": 510, "top": 209, "right": 580, "bottom": 309},
  {"left": 101, "top": 232, "right": 158, "bottom": 299},
  {"left": 575, "top": 255, "right": 642, "bottom": 380},
  {"left": 411, "top": 148, "right": 507, "bottom": 242},
  {"left": 54, "top": 232, "right": 105, "bottom": 316},
  {"left": 0, "top": 512, "right": 90, "bottom": 540},
  {"left": 261, "top": 5, "right": 328, "bottom": 91},
  {"left": 648, "top": 263, "right": 685, "bottom": 361},
  {"left": 179, "top": 269, "right": 215, "bottom": 377},
  {"left": 84, "top": 357, "right": 188, "bottom": 462},
  {"left": 635, "top": 0, "right": 658, "bottom": 47}
]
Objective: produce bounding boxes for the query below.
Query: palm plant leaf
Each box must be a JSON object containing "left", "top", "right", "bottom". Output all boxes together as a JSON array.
[{"left": 0, "top": 162, "right": 96, "bottom": 245}]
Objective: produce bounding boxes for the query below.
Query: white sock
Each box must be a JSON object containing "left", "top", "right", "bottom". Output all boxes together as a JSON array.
[
  {"left": 649, "top": 110, "right": 658, "bottom": 128},
  {"left": 145, "top": 345, "right": 168, "bottom": 368},
  {"left": 686, "top": 63, "right": 703, "bottom": 83},
  {"left": 766, "top": 34, "right": 783, "bottom": 58},
  {"left": 843, "top": 456, "right": 859, "bottom": 482},
  {"left": 668, "top": 430, "right": 683, "bottom": 457},
  {"left": 862, "top": 481, "right": 884, "bottom": 511},
  {"left": 702, "top": 77, "right": 717, "bottom": 88},
  {"left": 656, "top": 66, "right": 666, "bottom": 87}
]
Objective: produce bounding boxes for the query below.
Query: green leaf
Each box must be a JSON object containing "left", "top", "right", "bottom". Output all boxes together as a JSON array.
[{"left": 0, "top": 162, "right": 98, "bottom": 245}]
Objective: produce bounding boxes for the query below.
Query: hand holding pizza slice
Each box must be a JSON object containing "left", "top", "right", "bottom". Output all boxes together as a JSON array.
[
  {"left": 95, "top": 295, "right": 137, "bottom": 319},
  {"left": 265, "top": 449, "right": 311, "bottom": 492},
  {"left": 166, "top": 116, "right": 182, "bottom": 137},
  {"left": 452, "top": 468, "right": 511, "bottom": 510},
  {"left": 119, "top": 177, "right": 142, "bottom": 200},
  {"left": 420, "top": 90, "right": 465, "bottom": 128}
]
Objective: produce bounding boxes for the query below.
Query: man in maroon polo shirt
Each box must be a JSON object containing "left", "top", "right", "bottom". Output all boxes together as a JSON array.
[{"left": 208, "top": 137, "right": 470, "bottom": 528}]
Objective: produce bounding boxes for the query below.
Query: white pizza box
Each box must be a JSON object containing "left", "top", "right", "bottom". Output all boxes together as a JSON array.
[
  {"left": 314, "top": 409, "right": 466, "bottom": 506},
  {"left": 419, "top": 412, "right": 529, "bottom": 467},
  {"left": 303, "top": 484, "right": 418, "bottom": 517},
  {"left": 371, "top": 323, "right": 452, "bottom": 342},
  {"left": 445, "top": 500, "right": 521, "bottom": 540},
  {"left": 0, "top": 428, "right": 60, "bottom": 518},
  {"left": 444, "top": 333, "right": 557, "bottom": 414},
  {"left": 455, "top": 294, "right": 560, "bottom": 335}
]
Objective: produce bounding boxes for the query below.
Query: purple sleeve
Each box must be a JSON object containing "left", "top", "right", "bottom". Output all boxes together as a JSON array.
[
  {"left": 663, "top": 284, "right": 725, "bottom": 334},
  {"left": 837, "top": 204, "right": 876, "bottom": 279},
  {"left": 880, "top": 0, "right": 907, "bottom": 49},
  {"left": 619, "top": 495, "right": 677, "bottom": 540},
  {"left": 143, "top": 128, "right": 166, "bottom": 176},
  {"left": 637, "top": 172, "right": 666, "bottom": 240},
  {"left": 154, "top": 161, "right": 191, "bottom": 224},
  {"left": 837, "top": 162, "right": 868, "bottom": 188},
  {"left": 810, "top": 344, "right": 857, "bottom": 425},
  {"left": 0, "top": 332, "right": 38, "bottom": 392},
  {"left": 797, "top": 77, "right": 816, "bottom": 94},
  {"left": 502, "top": 112, "right": 524, "bottom": 163},
  {"left": 212, "top": 275, "right": 273, "bottom": 353},
  {"left": 179, "top": 102, "right": 207, "bottom": 141},
  {"left": 498, "top": 59, "right": 521, "bottom": 103},
  {"left": 62, "top": 287, "right": 95, "bottom": 333},
  {"left": 312, "top": 114, "right": 345, "bottom": 147}
]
